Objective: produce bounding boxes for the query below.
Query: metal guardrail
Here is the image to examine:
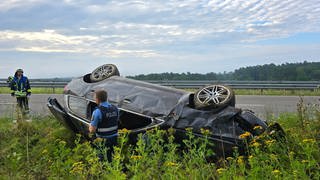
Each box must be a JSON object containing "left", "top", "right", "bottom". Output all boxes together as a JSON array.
[
  {"left": 0, "top": 81, "right": 67, "bottom": 88},
  {"left": 145, "top": 80, "right": 320, "bottom": 90},
  {"left": 0, "top": 80, "right": 319, "bottom": 90}
]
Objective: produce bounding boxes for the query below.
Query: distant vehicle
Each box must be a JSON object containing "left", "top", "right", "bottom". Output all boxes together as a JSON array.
[{"left": 47, "top": 64, "right": 283, "bottom": 157}]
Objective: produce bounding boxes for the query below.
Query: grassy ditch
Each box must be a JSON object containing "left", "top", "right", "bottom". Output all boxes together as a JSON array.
[
  {"left": 0, "top": 87, "right": 64, "bottom": 94},
  {"left": 234, "top": 89, "right": 320, "bottom": 96},
  {"left": 0, "top": 103, "right": 319, "bottom": 179}
]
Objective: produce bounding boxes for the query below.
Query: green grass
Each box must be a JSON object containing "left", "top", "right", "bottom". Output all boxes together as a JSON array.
[
  {"left": 1, "top": 86, "right": 319, "bottom": 96},
  {"left": 0, "top": 102, "right": 319, "bottom": 179},
  {"left": 234, "top": 89, "right": 320, "bottom": 96},
  {"left": 0, "top": 87, "right": 64, "bottom": 94}
]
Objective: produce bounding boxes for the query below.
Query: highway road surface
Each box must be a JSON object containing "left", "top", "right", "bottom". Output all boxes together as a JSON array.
[{"left": 0, "top": 94, "right": 319, "bottom": 120}]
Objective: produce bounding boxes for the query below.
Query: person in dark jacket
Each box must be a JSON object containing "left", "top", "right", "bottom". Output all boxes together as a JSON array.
[
  {"left": 10, "top": 69, "right": 31, "bottom": 113},
  {"left": 89, "top": 90, "right": 119, "bottom": 162}
]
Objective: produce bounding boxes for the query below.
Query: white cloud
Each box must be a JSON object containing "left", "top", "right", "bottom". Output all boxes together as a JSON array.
[
  {"left": 2, "top": 0, "right": 320, "bottom": 50},
  {"left": 0, "top": 0, "right": 320, "bottom": 77},
  {"left": 0, "top": 29, "right": 159, "bottom": 57},
  {"left": 0, "top": 0, "right": 45, "bottom": 12},
  {"left": 104, "top": 49, "right": 158, "bottom": 58},
  {"left": 0, "top": 29, "right": 98, "bottom": 45},
  {"left": 15, "top": 47, "right": 79, "bottom": 53}
]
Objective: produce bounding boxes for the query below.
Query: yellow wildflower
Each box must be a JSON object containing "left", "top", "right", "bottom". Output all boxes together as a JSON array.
[
  {"left": 114, "top": 154, "right": 121, "bottom": 160},
  {"left": 254, "top": 135, "right": 261, "bottom": 140},
  {"left": 130, "top": 155, "right": 142, "bottom": 160},
  {"left": 200, "top": 128, "right": 211, "bottom": 135},
  {"left": 253, "top": 125, "right": 263, "bottom": 130},
  {"left": 216, "top": 168, "right": 226, "bottom": 174},
  {"left": 270, "top": 154, "right": 277, "bottom": 160},
  {"left": 88, "top": 157, "right": 98, "bottom": 164},
  {"left": 71, "top": 161, "right": 84, "bottom": 174},
  {"left": 239, "top": 131, "right": 251, "bottom": 139},
  {"left": 265, "top": 140, "right": 275, "bottom": 145},
  {"left": 251, "top": 142, "right": 260, "bottom": 147},
  {"left": 301, "top": 160, "right": 308, "bottom": 163},
  {"left": 248, "top": 155, "right": 253, "bottom": 159},
  {"left": 237, "top": 156, "right": 244, "bottom": 164},
  {"left": 226, "top": 157, "right": 233, "bottom": 161},
  {"left": 302, "top": 139, "right": 316, "bottom": 143},
  {"left": 272, "top": 169, "right": 280, "bottom": 174},
  {"left": 166, "top": 162, "right": 178, "bottom": 167},
  {"left": 41, "top": 149, "right": 48, "bottom": 154},
  {"left": 119, "top": 128, "right": 130, "bottom": 133}
]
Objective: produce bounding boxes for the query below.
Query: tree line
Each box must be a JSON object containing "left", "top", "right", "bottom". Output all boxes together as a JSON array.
[{"left": 127, "top": 61, "right": 320, "bottom": 81}]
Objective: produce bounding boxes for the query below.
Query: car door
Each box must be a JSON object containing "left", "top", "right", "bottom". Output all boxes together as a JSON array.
[
  {"left": 66, "top": 95, "right": 91, "bottom": 136},
  {"left": 47, "top": 97, "right": 78, "bottom": 133}
]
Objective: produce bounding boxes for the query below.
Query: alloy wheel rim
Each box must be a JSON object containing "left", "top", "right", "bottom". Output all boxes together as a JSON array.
[
  {"left": 196, "top": 85, "right": 230, "bottom": 105},
  {"left": 93, "top": 65, "right": 113, "bottom": 80}
]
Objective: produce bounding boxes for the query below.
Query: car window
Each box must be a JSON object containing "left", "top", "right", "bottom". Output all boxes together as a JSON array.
[
  {"left": 68, "top": 96, "right": 88, "bottom": 119},
  {"left": 87, "top": 101, "right": 98, "bottom": 120}
]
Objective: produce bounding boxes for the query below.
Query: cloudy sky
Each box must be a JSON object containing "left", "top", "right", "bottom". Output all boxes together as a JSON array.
[{"left": 0, "top": 0, "right": 319, "bottom": 78}]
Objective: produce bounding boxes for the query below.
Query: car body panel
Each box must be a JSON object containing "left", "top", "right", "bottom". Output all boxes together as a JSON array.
[
  {"left": 47, "top": 98, "right": 78, "bottom": 133},
  {"left": 65, "top": 76, "right": 189, "bottom": 118}
]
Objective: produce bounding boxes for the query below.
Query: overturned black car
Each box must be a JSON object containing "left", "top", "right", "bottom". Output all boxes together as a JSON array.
[{"left": 47, "top": 64, "right": 281, "bottom": 157}]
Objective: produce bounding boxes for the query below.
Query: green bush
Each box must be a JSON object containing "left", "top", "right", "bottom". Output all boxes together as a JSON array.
[{"left": 0, "top": 103, "right": 319, "bottom": 179}]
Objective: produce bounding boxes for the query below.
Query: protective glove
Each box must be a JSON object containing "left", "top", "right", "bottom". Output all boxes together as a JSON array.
[
  {"left": 11, "top": 92, "right": 15, "bottom": 97},
  {"left": 27, "top": 92, "right": 31, "bottom": 96}
]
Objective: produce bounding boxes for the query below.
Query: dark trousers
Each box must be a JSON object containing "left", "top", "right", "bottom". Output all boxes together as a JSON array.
[
  {"left": 98, "top": 136, "right": 118, "bottom": 162},
  {"left": 16, "top": 97, "right": 29, "bottom": 112}
]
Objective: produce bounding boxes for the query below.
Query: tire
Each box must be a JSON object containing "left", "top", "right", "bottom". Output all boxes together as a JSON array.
[
  {"left": 194, "top": 84, "right": 235, "bottom": 110},
  {"left": 89, "top": 64, "right": 120, "bottom": 82}
]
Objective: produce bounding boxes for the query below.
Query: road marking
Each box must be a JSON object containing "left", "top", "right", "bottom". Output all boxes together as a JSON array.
[{"left": 0, "top": 103, "right": 16, "bottom": 105}]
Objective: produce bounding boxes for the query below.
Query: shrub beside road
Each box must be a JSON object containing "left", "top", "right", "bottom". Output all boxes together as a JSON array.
[{"left": 0, "top": 101, "right": 319, "bottom": 179}]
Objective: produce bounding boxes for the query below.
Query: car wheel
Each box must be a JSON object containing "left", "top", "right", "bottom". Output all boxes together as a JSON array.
[
  {"left": 194, "top": 84, "right": 235, "bottom": 110},
  {"left": 90, "top": 64, "right": 120, "bottom": 82}
]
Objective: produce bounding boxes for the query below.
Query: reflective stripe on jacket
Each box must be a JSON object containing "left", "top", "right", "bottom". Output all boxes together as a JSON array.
[
  {"left": 15, "top": 91, "right": 27, "bottom": 97},
  {"left": 10, "top": 75, "right": 31, "bottom": 96}
]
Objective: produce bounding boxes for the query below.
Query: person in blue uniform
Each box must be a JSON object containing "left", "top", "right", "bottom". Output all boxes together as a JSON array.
[
  {"left": 89, "top": 90, "right": 119, "bottom": 162},
  {"left": 10, "top": 69, "right": 31, "bottom": 114}
]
